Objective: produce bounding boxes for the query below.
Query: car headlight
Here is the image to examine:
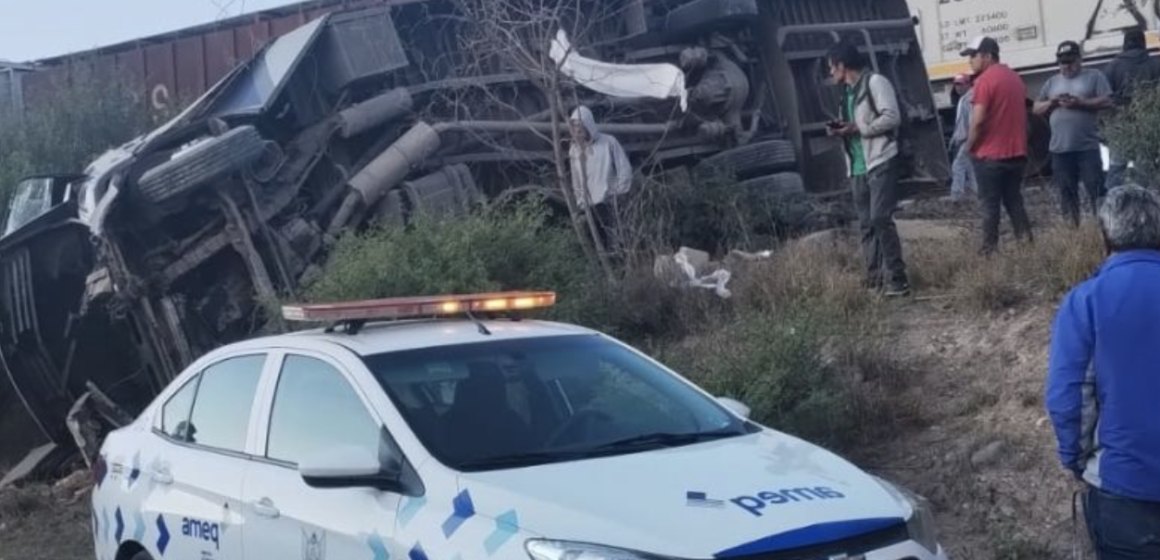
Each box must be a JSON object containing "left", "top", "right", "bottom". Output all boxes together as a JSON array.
[
  {"left": 873, "top": 476, "right": 940, "bottom": 554},
  {"left": 526, "top": 540, "right": 664, "bottom": 560}
]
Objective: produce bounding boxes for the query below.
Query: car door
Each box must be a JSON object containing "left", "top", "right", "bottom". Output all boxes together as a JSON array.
[
  {"left": 242, "top": 350, "right": 406, "bottom": 560},
  {"left": 142, "top": 353, "right": 267, "bottom": 560}
]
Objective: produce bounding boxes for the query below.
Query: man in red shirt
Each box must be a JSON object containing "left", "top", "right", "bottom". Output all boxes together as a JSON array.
[{"left": 963, "top": 36, "right": 1035, "bottom": 255}]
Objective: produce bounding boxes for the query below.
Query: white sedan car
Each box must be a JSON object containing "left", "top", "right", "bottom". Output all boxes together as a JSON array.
[{"left": 91, "top": 292, "right": 950, "bottom": 560}]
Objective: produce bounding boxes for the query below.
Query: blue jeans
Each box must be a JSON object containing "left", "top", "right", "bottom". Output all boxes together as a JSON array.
[
  {"left": 1086, "top": 486, "right": 1160, "bottom": 560},
  {"left": 1052, "top": 150, "right": 1106, "bottom": 227}
]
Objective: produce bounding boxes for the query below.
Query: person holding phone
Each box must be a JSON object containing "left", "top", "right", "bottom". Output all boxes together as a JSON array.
[
  {"left": 826, "top": 39, "right": 910, "bottom": 297},
  {"left": 1034, "top": 41, "right": 1114, "bottom": 227}
]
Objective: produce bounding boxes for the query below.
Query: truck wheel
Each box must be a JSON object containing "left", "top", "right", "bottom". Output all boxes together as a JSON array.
[
  {"left": 696, "top": 139, "right": 796, "bottom": 181},
  {"left": 664, "top": 0, "right": 759, "bottom": 39},
  {"left": 137, "top": 126, "right": 266, "bottom": 205},
  {"left": 739, "top": 172, "right": 805, "bottom": 198}
]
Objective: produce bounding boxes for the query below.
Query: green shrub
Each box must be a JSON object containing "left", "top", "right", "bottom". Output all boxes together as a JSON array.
[
  {"left": 656, "top": 308, "right": 857, "bottom": 446},
  {"left": 304, "top": 198, "right": 605, "bottom": 326},
  {"left": 1105, "top": 84, "right": 1160, "bottom": 187}
]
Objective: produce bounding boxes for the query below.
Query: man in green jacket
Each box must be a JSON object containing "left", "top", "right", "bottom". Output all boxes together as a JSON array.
[{"left": 826, "top": 40, "right": 910, "bottom": 297}]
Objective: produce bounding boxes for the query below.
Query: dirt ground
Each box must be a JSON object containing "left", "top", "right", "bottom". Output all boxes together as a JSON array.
[{"left": 0, "top": 184, "right": 1092, "bottom": 560}]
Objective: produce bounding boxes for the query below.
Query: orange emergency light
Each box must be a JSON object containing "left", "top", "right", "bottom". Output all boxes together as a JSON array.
[{"left": 281, "top": 291, "right": 557, "bottom": 323}]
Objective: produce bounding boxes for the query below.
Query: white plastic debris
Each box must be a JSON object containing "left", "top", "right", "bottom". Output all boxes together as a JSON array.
[
  {"left": 655, "top": 247, "right": 732, "bottom": 299},
  {"left": 550, "top": 29, "right": 688, "bottom": 111}
]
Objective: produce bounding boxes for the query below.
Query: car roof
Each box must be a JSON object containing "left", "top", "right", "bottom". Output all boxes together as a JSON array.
[{"left": 220, "top": 318, "right": 600, "bottom": 357}]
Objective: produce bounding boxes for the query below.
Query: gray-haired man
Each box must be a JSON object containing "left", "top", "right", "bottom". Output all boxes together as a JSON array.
[{"left": 1047, "top": 185, "right": 1160, "bottom": 559}]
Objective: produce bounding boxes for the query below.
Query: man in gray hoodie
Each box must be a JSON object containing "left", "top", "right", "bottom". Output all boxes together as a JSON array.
[
  {"left": 1103, "top": 28, "right": 1160, "bottom": 188},
  {"left": 826, "top": 40, "right": 910, "bottom": 297}
]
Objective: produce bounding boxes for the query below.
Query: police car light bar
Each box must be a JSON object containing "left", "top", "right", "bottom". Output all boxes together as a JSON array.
[{"left": 281, "top": 291, "right": 557, "bottom": 323}]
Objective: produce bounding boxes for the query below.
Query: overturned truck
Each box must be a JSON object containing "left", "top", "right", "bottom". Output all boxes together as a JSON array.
[{"left": 0, "top": 0, "right": 947, "bottom": 453}]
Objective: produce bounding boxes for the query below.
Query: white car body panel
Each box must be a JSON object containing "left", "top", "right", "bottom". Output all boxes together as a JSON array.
[{"left": 92, "top": 319, "right": 950, "bottom": 560}]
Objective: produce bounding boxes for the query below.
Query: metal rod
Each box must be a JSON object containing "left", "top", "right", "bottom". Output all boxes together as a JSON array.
[
  {"left": 433, "top": 120, "right": 675, "bottom": 135},
  {"left": 777, "top": 17, "right": 919, "bottom": 48}
]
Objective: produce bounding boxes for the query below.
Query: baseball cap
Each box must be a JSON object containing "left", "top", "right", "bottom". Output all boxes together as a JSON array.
[
  {"left": 960, "top": 36, "right": 1000, "bottom": 57},
  {"left": 1057, "top": 40, "right": 1082, "bottom": 61}
]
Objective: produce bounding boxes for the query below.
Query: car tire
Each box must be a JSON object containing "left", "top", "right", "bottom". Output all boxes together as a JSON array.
[
  {"left": 696, "top": 139, "right": 797, "bottom": 181},
  {"left": 130, "top": 550, "right": 155, "bottom": 560},
  {"left": 137, "top": 125, "right": 266, "bottom": 205},
  {"left": 664, "top": 0, "right": 759, "bottom": 40}
]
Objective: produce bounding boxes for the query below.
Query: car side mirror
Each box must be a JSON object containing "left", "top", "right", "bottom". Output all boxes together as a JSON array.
[
  {"left": 299, "top": 445, "right": 402, "bottom": 491},
  {"left": 717, "top": 397, "right": 752, "bottom": 419}
]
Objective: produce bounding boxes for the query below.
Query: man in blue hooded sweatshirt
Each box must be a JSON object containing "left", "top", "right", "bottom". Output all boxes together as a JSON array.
[{"left": 1047, "top": 185, "right": 1160, "bottom": 559}]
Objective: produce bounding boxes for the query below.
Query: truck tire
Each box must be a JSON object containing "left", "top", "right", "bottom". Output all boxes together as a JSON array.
[
  {"left": 137, "top": 126, "right": 265, "bottom": 205},
  {"left": 741, "top": 172, "right": 812, "bottom": 229},
  {"left": 739, "top": 172, "right": 805, "bottom": 198},
  {"left": 696, "top": 139, "right": 796, "bottom": 180},
  {"left": 664, "top": 0, "right": 759, "bottom": 40}
]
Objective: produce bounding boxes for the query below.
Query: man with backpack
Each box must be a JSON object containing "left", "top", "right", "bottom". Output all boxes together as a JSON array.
[{"left": 826, "top": 40, "right": 910, "bottom": 297}]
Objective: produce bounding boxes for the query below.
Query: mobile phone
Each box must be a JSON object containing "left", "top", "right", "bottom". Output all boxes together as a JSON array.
[{"left": 826, "top": 120, "right": 844, "bottom": 129}]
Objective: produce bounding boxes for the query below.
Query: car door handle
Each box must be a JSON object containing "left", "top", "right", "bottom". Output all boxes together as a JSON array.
[
  {"left": 151, "top": 468, "right": 174, "bottom": 485},
  {"left": 250, "top": 498, "right": 280, "bottom": 519}
]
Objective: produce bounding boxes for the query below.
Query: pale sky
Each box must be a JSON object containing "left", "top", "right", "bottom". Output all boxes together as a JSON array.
[{"left": 0, "top": 0, "right": 304, "bottom": 62}]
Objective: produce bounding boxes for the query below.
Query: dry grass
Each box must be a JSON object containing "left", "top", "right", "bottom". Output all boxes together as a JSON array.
[
  {"left": 645, "top": 229, "right": 921, "bottom": 450},
  {"left": 906, "top": 220, "right": 1104, "bottom": 311},
  {"left": 0, "top": 485, "right": 50, "bottom": 520},
  {"left": 732, "top": 228, "right": 876, "bottom": 318}
]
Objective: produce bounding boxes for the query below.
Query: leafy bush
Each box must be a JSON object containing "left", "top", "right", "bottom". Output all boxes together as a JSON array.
[
  {"left": 304, "top": 198, "right": 606, "bottom": 326},
  {"left": 1105, "top": 84, "right": 1160, "bottom": 187},
  {"left": 657, "top": 308, "right": 868, "bottom": 447}
]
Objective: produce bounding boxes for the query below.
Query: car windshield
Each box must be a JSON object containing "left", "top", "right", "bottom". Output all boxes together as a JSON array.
[{"left": 362, "top": 334, "right": 751, "bottom": 471}]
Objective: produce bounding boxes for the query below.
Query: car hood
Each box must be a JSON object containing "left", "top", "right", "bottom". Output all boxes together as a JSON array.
[{"left": 456, "top": 429, "right": 910, "bottom": 558}]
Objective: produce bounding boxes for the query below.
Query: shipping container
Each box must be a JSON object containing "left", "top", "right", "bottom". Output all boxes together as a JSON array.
[
  {"left": 909, "top": 0, "right": 1160, "bottom": 108},
  {"left": 21, "top": 0, "right": 395, "bottom": 112}
]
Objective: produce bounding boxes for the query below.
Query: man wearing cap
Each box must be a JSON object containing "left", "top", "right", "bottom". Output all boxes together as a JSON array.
[
  {"left": 962, "top": 36, "right": 1035, "bottom": 255},
  {"left": 1034, "top": 41, "right": 1113, "bottom": 227}
]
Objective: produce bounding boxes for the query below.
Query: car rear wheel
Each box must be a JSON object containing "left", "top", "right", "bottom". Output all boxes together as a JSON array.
[
  {"left": 137, "top": 125, "right": 266, "bottom": 205},
  {"left": 130, "top": 550, "right": 155, "bottom": 560}
]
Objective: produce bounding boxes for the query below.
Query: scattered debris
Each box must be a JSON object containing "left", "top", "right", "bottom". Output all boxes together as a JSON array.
[{"left": 655, "top": 247, "right": 734, "bottom": 299}]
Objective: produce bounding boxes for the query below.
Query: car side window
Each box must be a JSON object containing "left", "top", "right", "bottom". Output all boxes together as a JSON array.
[
  {"left": 266, "top": 355, "right": 381, "bottom": 466},
  {"left": 160, "top": 374, "right": 200, "bottom": 440},
  {"left": 184, "top": 355, "right": 266, "bottom": 452}
]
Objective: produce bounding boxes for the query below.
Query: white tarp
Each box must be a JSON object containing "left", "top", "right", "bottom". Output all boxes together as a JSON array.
[{"left": 550, "top": 30, "right": 688, "bottom": 111}]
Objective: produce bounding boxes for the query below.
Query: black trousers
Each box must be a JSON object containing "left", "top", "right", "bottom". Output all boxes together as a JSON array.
[
  {"left": 972, "top": 157, "right": 1034, "bottom": 254},
  {"left": 851, "top": 158, "right": 908, "bottom": 287},
  {"left": 1053, "top": 149, "right": 1106, "bottom": 227}
]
